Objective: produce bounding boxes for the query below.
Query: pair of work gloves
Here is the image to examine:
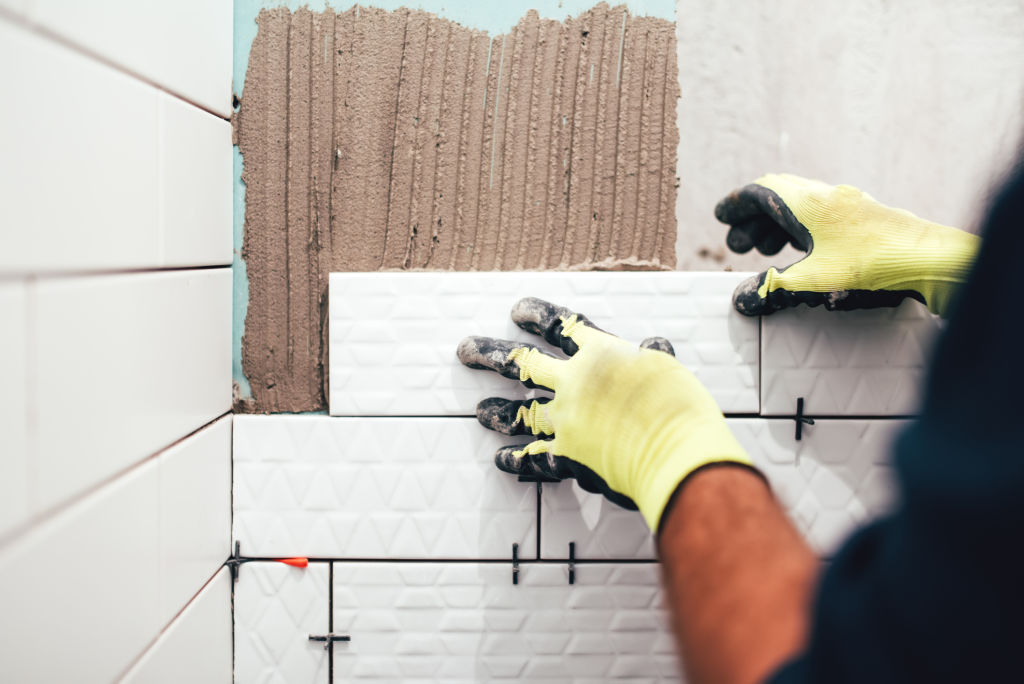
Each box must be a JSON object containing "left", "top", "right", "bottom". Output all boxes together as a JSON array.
[{"left": 457, "top": 175, "right": 980, "bottom": 533}]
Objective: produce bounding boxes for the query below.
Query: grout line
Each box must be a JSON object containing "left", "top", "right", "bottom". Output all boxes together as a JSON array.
[
  {"left": 0, "top": 264, "right": 232, "bottom": 282},
  {"left": 327, "top": 561, "right": 334, "bottom": 681},
  {"left": 0, "top": 9, "right": 230, "bottom": 121},
  {"left": 229, "top": 556, "right": 660, "bottom": 565},
  {"left": 0, "top": 412, "right": 232, "bottom": 552}
]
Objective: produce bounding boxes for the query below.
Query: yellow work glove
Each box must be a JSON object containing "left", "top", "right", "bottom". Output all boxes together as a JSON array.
[
  {"left": 457, "top": 298, "right": 754, "bottom": 532},
  {"left": 715, "top": 173, "right": 981, "bottom": 317}
]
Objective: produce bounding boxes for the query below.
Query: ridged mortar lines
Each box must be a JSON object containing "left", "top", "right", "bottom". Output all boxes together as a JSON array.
[{"left": 235, "top": 3, "right": 679, "bottom": 413}]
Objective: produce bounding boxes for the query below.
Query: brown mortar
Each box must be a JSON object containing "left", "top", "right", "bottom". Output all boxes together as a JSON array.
[{"left": 235, "top": 3, "right": 679, "bottom": 413}]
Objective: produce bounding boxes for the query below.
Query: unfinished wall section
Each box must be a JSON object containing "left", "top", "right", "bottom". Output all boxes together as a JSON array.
[{"left": 235, "top": 3, "right": 679, "bottom": 413}]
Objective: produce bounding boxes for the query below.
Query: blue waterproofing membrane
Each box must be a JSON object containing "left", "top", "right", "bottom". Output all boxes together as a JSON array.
[{"left": 231, "top": 0, "right": 676, "bottom": 401}]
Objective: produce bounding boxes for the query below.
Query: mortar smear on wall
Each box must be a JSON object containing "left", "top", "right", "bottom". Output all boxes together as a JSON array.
[{"left": 234, "top": 3, "right": 679, "bottom": 413}]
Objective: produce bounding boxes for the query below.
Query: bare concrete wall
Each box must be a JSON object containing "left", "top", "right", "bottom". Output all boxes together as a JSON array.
[
  {"left": 235, "top": 3, "right": 678, "bottom": 413},
  {"left": 675, "top": 0, "right": 1024, "bottom": 271}
]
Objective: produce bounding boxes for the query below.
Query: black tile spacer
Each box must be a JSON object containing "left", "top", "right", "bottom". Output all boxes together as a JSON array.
[
  {"left": 227, "top": 541, "right": 245, "bottom": 583},
  {"left": 794, "top": 397, "right": 815, "bottom": 441},
  {"left": 568, "top": 542, "right": 576, "bottom": 585},
  {"left": 512, "top": 543, "right": 520, "bottom": 585},
  {"left": 308, "top": 634, "right": 351, "bottom": 650}
]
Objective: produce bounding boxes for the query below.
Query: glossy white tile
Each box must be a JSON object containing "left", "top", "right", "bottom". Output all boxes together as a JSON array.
[
  {"left": 25, "top": 0, "right": 232, "bottom": 116},
  {"left": 160, "top": 94, "right": 232, "bottom": 267},
  {"left": 331, "top": 562, "right": 681, "bottom": 682},
  {"left": 159, "top": 416, "right": 231, "bottom": 624},
  {"left": 233, "top": 416, "right": 537, "bottom": 559},
  {"left": 32, "top": 269, "right": 231, "bottom": 513},
  {"left": 0, "top": 281, "right": 29, "bottom": 539},
  {"left": 235, "top": 562, "right": 329, "bottom": 684},
  {"left": 541, "top": 419, "right": 907, "bottom": 558},
  {"left": 761, "top": 301, "right": 941, "bottom": 416},
  {"left": 121, "top": 568, "right": 232, "bottom": 684},
  {"left": 0, "top": 20, "right": 160, "bottom": 274},
  {"left": 0, "top": 459, "right": 161, "bottom": 682},
  {"left": 329, "top": 272, "right": 760, "bottom": 416}
]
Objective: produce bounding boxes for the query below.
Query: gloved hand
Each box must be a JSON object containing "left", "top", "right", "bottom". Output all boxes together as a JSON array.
[
  {"left": 715, "top": 173, "right": 981, "bottom": 317},
  {"left": 456, "top": 298, "right": 754, "bottom": 532}
]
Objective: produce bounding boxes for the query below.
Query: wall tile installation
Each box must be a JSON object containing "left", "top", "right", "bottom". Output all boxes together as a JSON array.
[{"left": 328, "top": 271, "right": 761, "bottom": 415}]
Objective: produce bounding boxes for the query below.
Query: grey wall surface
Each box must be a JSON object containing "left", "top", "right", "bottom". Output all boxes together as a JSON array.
[{"left": 675, "top": 0, "right": 1024, "bottom": 270}]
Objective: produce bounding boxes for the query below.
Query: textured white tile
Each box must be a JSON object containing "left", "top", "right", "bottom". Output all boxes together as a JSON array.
[
  {"left": 235, "top": 562, "right": 329, "bottom": 684},
  {"left": 331, "top": 562, "right": 681, "bottom": 682},
  {"left": 542, "top": 419, "right": 906, "bottom": 558},
  {"left": 0, "top": 459, "right": 162, "bottom": 683},
  {"left": 761, "top": 300, "right": 941, "bottom": 416},
  {"left": 159, "top": 416, "right": 231, "bottom": 624},
  {"left": 233, "top": 416, "right": 538, "bottom": 559},
  {"left": 160, "top": 94, "right": 232, "bottom": 267},
  {"left": 0, "top": 20, "right": 160, "bottom": 274},
  {"left": 329, "top": 272, "right": 760, "bottom": 416},
  {"left": 122, "top": 568, "right": 232, "bottom": 684},
  {"left": 32, "top": 269, "right": 231, "bottom": 513},
  {"left": 0, "top": 281, "right": 29, "bottom": 539},
  {"left": 25, "top": 0, "right": 232, "bottom": 116}
]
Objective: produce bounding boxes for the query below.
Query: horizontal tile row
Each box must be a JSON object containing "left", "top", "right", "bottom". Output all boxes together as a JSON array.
[
  {"left": 233, "top": 415, "right": 905, "bottom": 560},
  {"left": 235, "top": 561, "right": 681, "bottom": 683},
  {"left": 0, "top": 0, "right": 231, "bottom": 116},
  {"left": 233, "top": 415, "right": 538, "bottom": 560},
  {"left": 0, "top": 417, "right": 231, "bottom": 683},
  {"left": 329, "top": 273, "right": 941, "bottom": 419},
  {"left": 0, "top": 18, "right": 232, "bottom": 275},
  {"left": 329, "top": 272, "right": 762, "bottom": 415},
  {"left": 0, "top": 269, "right": 232, "bottom": 538},
  {"left": 122, "top": 568, "right": 232, "bottom": 684}
]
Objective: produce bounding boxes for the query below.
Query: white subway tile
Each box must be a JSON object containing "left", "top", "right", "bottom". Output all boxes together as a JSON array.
[
  {"left": 0, "top": 459, "right": 162, "bottom": 682},
  {"left": 32, "top": 269, "right": 231, "bottom": 513},
  {"left": 761, "top": 301, "right": 941, "bottom": 416},
  {"left": 160, "top": 94, "right": 232, "bottom": 267},
  {"left": 159, "top": 416, "right": 231, "bottom": 624},
  {"left": 331, "top": 562, "right": 681, "bottom": 681},
  {"left": 0, "top": 281, "right": 29, "bottom": 539},
  {"left": 25, "top": 0, "right": 232, "bottom": 116},
  {"left": 0, "top": 20, "right": 160, "bottom": 274},
  {"left": 329, "top": 272, "right": 760, "bottom": 416},
  {"left": 235, "top": 562, "right": 329, "bottom": 684},
  {"left": 121, "top": 568, "right": 232, "bottom": 684},
  {"left": 541, "top": 419, "right": 907, "bottom": 558},
  {"left": 233, "top": 416, "right": 537, "bottom": 559}
]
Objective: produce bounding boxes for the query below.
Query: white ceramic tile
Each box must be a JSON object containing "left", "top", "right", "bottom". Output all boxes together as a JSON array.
[
  {"left": 541, "top": 419, "right": 907, "bottom": 558},
  {"left": 235, "top": 562, "right": 330, "bottom": 684},
  {"left": 0, "top": 0, "right": 30, "bottom": 17},
  {"left": 329, "top": 272, "right": 760, "bottom": 416},
  {"left": 0, "top": 281, "right": 29, "bottom": 539},
  {"left": 0, "top": 19, "right": 160, "bottom": 274},
  {"left": 160, "top": 93, "right": 232, "bottom": 267},
  {"left": 0, "top": 458, "right": 162, "bottom": 682},
  {"left": 121, "top": 568, "right": 232, "bottom": 684},
  {"left": 25, "top": 0, "right": 232, "bottom": 116},
  {"left": 32, "top": 269, "right": 231, "bottom": 513},
  {"left": 761, "top": 300, "right": 941, "bottom": 416},
  {"left": 159, "top": 416, "right": 231, "bottom": 624},
  {"left": 233, "top": 415, "right": 538, "bottom": 559},
  {"left": 331, "top": 562, "right": 681, "bottom": 682}
]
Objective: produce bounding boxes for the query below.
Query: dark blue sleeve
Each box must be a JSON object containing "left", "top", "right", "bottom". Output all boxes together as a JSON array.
[{"left": 768, "top": 160, "right": 1024, "bottom": 684}]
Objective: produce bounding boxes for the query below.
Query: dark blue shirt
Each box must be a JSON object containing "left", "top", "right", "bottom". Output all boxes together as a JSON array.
[{"left": 770, "top": 160, "right": 1024, "bottom": 683}]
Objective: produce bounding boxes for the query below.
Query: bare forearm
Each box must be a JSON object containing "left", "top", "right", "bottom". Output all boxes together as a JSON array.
[{"left": 658, "top": 465, "right": 818, "bottom": 684}]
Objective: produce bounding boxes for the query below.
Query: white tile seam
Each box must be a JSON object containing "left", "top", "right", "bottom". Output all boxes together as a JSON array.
[
  {"left": 0, "top": 11, "right": 229, "bottom": 121},
  {"left": 114, "top": 566, "right": 227, "bottom": 682},
  {"left": 0, "top": 264, "right": 233, "bottom": 280},
  {"left": 0, "top": 412, "right": 231, "bottom": 552}
]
